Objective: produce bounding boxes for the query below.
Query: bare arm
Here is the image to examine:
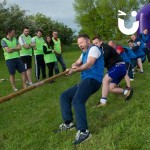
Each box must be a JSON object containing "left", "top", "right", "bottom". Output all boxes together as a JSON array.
[
  {"left": 19, "top": 36, "right": 33, "bottom": 49},
  {"left": 68, "top": 56, "right": 97, "bottom": 75},
  {"left": 71, "top": 56, "right": 82, "bottom": 69},
  {"left": 4, "top": 45, "right": 21, "bottom": 53},
  {"left": 53, "top": 49, "right": 60, "bottom": 55}
]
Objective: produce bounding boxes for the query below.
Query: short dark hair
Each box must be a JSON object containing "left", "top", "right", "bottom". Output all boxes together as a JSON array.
[
  {"left": 52, "top": 30, "right": 58, "bottom": 33},
  {"left": 36, "top": 29, "right": 43, "bottom": 34},
  {"left": 5, "top": 27, "right": 15, "bottom": 34},
  {"left": 77, "top": 34, "right": 90, "bottom": 39},
  {"left": 92, "top": 36, "right": 102, "bottom": 41},
  {"left": 22, "top": 26, "right": 29, "bottom": 31},
  {"left": 128, "top": 39, "right": 134, "bottom": 43}
]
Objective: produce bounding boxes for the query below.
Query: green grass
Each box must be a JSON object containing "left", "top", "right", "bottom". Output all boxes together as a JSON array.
[{"left": 0, "top": 45, "right": 150, "bottom": 150}]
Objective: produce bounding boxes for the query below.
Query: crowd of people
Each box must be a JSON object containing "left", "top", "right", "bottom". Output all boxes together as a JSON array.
[
  {"left": 55, "top": 29, "right": 149, "bottom": 144},
  {"left": 1, "top": 27, "right": 66, "bottom": 91},
  {"left": 1, "top": 27, "right": 150, "bottom": 145}
]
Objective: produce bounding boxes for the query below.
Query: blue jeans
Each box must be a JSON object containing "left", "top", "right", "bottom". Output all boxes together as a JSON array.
[
  {"left": 54, "top": 54, "right": 66, "bottom": 74},
  {"left": 60, "top": 78, "right": 101, "bottom": 131}
]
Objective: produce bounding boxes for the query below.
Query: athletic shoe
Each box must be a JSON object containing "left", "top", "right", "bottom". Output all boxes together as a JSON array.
[
  {"left": 49, "top": 80, "right": 55, "bottom": 84},
  {"left": 36, "top": 79, "right": 40, "bottom": 82},
  {"left": 28, "top": 82, "right": 34, "bottom": 87},
  {"left": 73, "top": 130, "right": 92, "bottom": 145},
  {"left": 130, "top": 78, "right": 134, "bottom": 81},
  {"left": 92, "top": 102, "right": 107, "bottom": 108},
  {"left": 125, "top": 89, "right": 133, "bottom": 101},
  {"left": 59, "top": 122, "right": 75, "bottom": 131},
  {"left": 139, "top": 71, "right": 144, "bottom": 74},
  {"left": 53, "top": 122, "right": 75, "bottom": 133},
  {"left": 13, "top": 88, "right": 18, "bottom": 92}
]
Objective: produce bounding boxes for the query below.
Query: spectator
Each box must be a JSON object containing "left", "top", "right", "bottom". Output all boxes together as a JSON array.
[
  {"left": 1, "top": 27, "right": 27, "bottom": 91},
  {"left": 32, "top": 29, "right": 46, "bottom": 81},
  {"left": 52, "top": 31, "right": 66, "bottom": 74}
]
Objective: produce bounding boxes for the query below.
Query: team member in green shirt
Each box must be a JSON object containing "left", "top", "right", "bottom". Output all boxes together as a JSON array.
[
  {"left": 19, "top": 27, "right": 34, "bottom": 86},
  {"left": 43, "top": 35, "right": 57, "bottom": 82},
  {"left": 32, "top": 29, "right": 46, "bottom": 81},
  {"left": 1, "top": 27, "right": 27, "bottom": 91},
  {"left": 52, "top": 31, "right": 66, "bottom": 74}
]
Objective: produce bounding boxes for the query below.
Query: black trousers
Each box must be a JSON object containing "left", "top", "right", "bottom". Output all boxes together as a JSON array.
[
  {"left": 46, "top": 62, "right": 55, "bottom": 77},
  {"left": 35, "top": 54, "right": 46, "bottom": 80},
  {"left": 143, "top": 48, "right": 150, "bottom": 62}
]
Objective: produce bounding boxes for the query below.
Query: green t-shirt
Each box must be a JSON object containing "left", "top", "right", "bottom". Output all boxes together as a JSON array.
[
  {"left": 43, "top": 43, "right": 57, "bottom": 63},
  {"left": 2, "top": 37, "right": 20, "bottom": 60}
]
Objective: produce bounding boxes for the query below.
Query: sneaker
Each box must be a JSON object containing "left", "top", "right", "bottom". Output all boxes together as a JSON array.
[
  {"left": 36, "top": 79, "right": 40, "bottom": 82},
  {"left": 59, "top": 122, "right": 75, "bottom": 131},
  {"left": 53, "top": 122, "right": 75, "bottom": 133},
  {"left": 73, "top": 130, "right": 92, "bottom": 145},
  {"left": 13, "top": 88, "right": 18, "bottom": 92},
  {"left": 130, "top": 78, "right": 134, "bottom": 81},
  {"left": 49, "top": 80, "right": 55, "bottom": 84},
  {"left": 92, "top": 102, "right": 106, "bottom": 108},
  {"left": 139, "top": 71, "right": 144, "bottom": 74},
  {"left": 125, "top": 89, "right": 133, "bottom": 101},
  {"left": 28, "top": 82, "right": 34, "bottom": 86}
]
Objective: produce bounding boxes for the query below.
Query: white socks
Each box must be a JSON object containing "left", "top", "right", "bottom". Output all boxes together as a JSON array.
[
  {"left": 123, "top": 89, "right": 128, "bottom": 95},
  {"left": 100, "top": 98, "right": 107, "bottom": 104}
]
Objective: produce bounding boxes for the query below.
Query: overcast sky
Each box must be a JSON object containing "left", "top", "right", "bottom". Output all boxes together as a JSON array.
[{"left": 3, "top": 0, "right": 80, "bottom": 33}]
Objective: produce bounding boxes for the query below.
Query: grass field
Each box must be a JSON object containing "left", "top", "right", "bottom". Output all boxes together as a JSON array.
[{"left": 0, "top": 45, "right": 150, "bottom": 150}]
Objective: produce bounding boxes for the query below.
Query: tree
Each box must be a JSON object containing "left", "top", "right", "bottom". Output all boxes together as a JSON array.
[
  {"left": 73, "top": 0, "right": 150, "bottom": 40},
  {"left": 0, "top": 0, "right": 27, "bottom": 39},
  {"left": 0, "top": 0, "right": 74, "bottom": 44}
]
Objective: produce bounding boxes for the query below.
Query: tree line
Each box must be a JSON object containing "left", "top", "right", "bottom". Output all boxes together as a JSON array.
[
  {"left": 73, "top": 0, "right": 150, "bottom": 41},
  {"left": 0, "top": 0, "right": 75, "bottom": 45}
]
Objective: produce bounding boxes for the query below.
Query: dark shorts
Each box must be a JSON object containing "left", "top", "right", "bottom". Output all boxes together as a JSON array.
[
  {"left": 21, "top": 56, "right": 32, "bottom": 69},
  {"left": 141, "top": 55, "right": 146, "bottom": 63},
  {"left": 136, "top": 55, "right": 146, "bottom": 63},
  {"left": 108, "top": 63, "right": 127, "bottom": 85},
  {"left": 131, "top": 59, "right": 137, "bottom": 69},
  {"left": 125, "top": 62, "right": 131, "bottom": 71},
  {"left": 6, "top": 58, "right": 25, "bottom": 75}
]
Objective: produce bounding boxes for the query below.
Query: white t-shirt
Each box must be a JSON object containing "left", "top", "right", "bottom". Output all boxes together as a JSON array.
[
  {"left": 18, "top": 35, "right": 26, "bottom": 46},
  {"left": 80, "top": 46, "right": 101, "bottom": 59},
  {"left": 31, "top": 37, "right": 36, "bottom": 43}
]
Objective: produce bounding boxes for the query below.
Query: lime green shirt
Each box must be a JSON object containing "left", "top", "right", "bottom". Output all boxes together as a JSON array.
[
  {"left": 19, "top": 34, "right": 32, "bottom": 56},
  {"left": 43, "top": 43, "right": 57, "bottom": 63},
  {"left": 2, "top": 37, "right": 20, "bottom": 60},
  {"left": 52, "top": 38, "right": 61, "bottom": 54},
  {"left": 33, "top": 36, "right": 45, "bottom": 55}
]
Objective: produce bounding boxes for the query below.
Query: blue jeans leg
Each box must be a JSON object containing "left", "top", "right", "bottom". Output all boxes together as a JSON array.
[
  {"left": 57, "top": 54, "right": 66, "bottom": 71},
  {"left": 54, "top": 61, "right": 59, "bottom": 74},
  {"left": 60, "top": 84, "right": 78, "bottom": 122},
  {"left": 72, "top": 78, "right": 101, "bottom": 131}
]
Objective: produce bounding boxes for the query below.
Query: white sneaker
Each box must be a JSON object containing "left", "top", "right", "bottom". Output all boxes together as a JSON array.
[
  {"left": 28, "top": 82, "right": 34, "bottom": 86},
  {"left": 130, "top": 78, "right": 134, "bottom": 81},
  {"left": 13, "top": 88, "right": 18, "bottom": 92}
]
